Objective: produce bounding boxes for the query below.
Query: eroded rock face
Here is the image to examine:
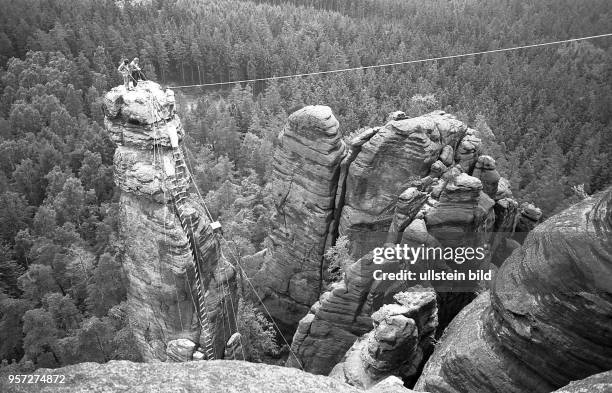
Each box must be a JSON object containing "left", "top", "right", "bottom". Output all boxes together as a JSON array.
[
  {"left": 415, "top": 188, "right": 612, "bottom": 393},
  {"left": 286, "top": 252, "right": 378, "bottom": 374},
  {"left": 330, "top": 289, "right": 437, "bottom": 389},
  {"left": 4, "top": 361, "right": 364, "bottom": 393},
  {"left": 551, "top": 370, "right": 612, "bottom": 393},
  {"left": 283, "top": 110, "right": 539, "bottom": 376},
  {"left": 339, "top": 112, "right": 467, "bottom": 257},
  {"left": 103, "top": 81, "right": 237, "bottom": 361},
  {"left": 254, "top": 105, "right": 346, "bottom": 331}
]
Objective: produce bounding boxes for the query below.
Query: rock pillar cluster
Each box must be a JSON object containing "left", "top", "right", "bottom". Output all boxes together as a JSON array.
[{"left": 263, "top": 109, "right": 539, "bottom": 377}]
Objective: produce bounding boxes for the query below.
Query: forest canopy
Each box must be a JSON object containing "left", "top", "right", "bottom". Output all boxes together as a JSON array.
[{"left": 0, "top": 0, "right": 611, "bottom": 368}]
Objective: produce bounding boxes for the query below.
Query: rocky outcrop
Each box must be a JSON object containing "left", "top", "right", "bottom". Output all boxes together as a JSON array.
[
  {"left": 166, "top": 338, "right": 196, "bottom": 362},
  {"left": 286, "top": 252, "right": 379, "bottom": 373},
  {"left": 415, "top": 188, "right": 612, "bottom": 393},
  {"left": 282, "top": 110, "right": 539, "bottom": 376},
  {"left": 368, "top": 376, "right": 423, "bottom": 393},
  {"left": 551, "top": 370, "right": 612, "bottom": 393},
  {"left": 472, "top": 155, "right": 500, "bottom": 199},
  {"left": 329, "top": 289, "right": 437, "bottom": 389},
  {"left": 103, "top": 81, "right": 237, "bottom": 361},
  {"left": 224, "top": 332, "right": 245, "bottom": 360},
  {"left": 3, "top": 360, "right": 365, "bottom": 393},
  {"left": 338, "top": 112, "right": 467, "bottom": 257},
  {"left": 514, "top": 202, "right": 542, "bottom": 242},
  {"left": 254, "top": 106, "right": 346, "bottom": 331}
]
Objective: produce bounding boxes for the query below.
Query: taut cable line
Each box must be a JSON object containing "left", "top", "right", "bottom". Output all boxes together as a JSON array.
[{"left": 167, "top": 33, "right": 612, "bottom": 89}]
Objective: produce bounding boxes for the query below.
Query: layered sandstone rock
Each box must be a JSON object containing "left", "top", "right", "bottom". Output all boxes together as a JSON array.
[
  {"left": 103, "top": 81, "right": 237, "bottom": 361},
  {"left": 330, "top": 289, "right": 437, "bottom": 389},
  {"left": 283, "top": 110, "right": 539, "bottom": 376},
  {"left": 253, "top": 105, "right": 346, "bottom": 330},
  {"left": 415, "top": 188, "right": 612, "bottom": 393},
  {"left": 286, "top": 252, "right": 379, "bottom": 374},
  {"left": 5, "top": 361, "right": 364, "bottom": 393},
  {"left": 338, "top": 112, "right": 467, "bottom": 258},
  {"left": 551, "top": 371, "right": 612, "bottom": 393}
]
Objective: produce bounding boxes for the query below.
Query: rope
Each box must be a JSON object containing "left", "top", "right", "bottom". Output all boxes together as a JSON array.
[
  {"left": 167, "top": 33, "right": 612, "bottom": 89},
  {"left": 219, "top": 237, "right": 305, "bottom": 370},
  {"left": 179, "top": 138, "right": 304, "bottom": 368}
]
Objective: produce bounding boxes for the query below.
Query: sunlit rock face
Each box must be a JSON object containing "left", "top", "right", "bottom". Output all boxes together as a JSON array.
[
  {"left": 254, "top": 105, "right": 347, "bottom": 331},
  {"left": 103, "top": 81, "right": 236, "bottom": 361},
  {"left": 415, "top": 187, "right": 612, "bottom": 393}
]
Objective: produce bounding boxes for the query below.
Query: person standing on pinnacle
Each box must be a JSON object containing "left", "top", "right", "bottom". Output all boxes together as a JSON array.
[
  {"left": 117, "top": 58, "right": 131, "bottom": 90},
  {"left": 129, "top": 57, "right": 146, "bottom": 87}
]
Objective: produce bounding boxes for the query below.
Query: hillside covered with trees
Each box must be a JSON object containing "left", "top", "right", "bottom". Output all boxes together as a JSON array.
[{"left": 0, "top": 0, "right": 610, "bottom": 368}]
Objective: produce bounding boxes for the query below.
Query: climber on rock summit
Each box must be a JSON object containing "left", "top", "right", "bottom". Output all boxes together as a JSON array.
[
  {"left": 117, "top": 58, "right": 131, "bottom": 90},
  {"left": 129, "top": 57, "right": 147, "bottom": 87}
]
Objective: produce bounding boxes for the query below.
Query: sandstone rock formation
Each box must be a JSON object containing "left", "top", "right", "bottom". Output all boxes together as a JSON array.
[
  {"left": 415, "top": 188, "right": 612, "bottom": 393},
  {"left": 472, "top": 155, "right": 500, "bottom": 198},
  {"left": 285, "top": 252, "right": 379, "bottom": 373},
  {"left": 329, "top": 289, "right": 437, "bottom": 389},
  {"left": 224, "top": 332, "right": 245, "bottom": 360},
  {"left": 338, "top": 112, "right": 467, "bottom": 257},
  {"left": 2, "top": 360, "right": 365, "bottom": 393},
  {"left": 253, "top": 105, "right": 346, "bottom": 331},
  {"left": 368, "top": 376, "right": 423, "bottom": 393},
  {"left": 103, "top": 81, "right": 237, "bottom": 361},
  {"left": 280, "top": 110, "right": 539, "bottom": 376},
  {"left": 551, "top": 370, "right": 612, "bottom": 393}
]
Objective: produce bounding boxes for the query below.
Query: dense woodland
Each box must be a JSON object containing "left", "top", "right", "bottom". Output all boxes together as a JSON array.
[{"left": 0, "top": 0, "right": 611, "bottom": 368}]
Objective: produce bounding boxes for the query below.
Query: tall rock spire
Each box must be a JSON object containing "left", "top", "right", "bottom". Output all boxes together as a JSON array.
[{"left": 103, "top": 81, "right": 237, "bottom": 361}]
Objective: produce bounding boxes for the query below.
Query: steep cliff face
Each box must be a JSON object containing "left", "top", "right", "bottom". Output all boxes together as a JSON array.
[
  {"left": 338, "top": 112, "right": 467, "bottom": 257},
  {"left": 103, "top": 82, "right": 237, "bottom": 361},
  {"left": 254, "top": 105, "right": 346, "bottom": 330},
  {"left": 279, "top": 110, "right": 531, "bottom": 376},
  {"left": 415, "top": 187, "right": 612, "bottom": 393}
]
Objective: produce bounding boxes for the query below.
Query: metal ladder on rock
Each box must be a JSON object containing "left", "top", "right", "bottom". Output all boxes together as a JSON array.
[{"left": 168, "top": 145, "right": 216, "bottom": 360}]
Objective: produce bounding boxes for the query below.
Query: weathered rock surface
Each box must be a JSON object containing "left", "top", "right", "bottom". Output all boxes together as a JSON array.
[
  {"left": 254, "top": 105, "right": 346, "bottom": 331},
  {"left": 224, "top": 332, "right": 245, "bottom": 360},
  {"left": 339, "top": 112, "right": 467, "bottom": 257},
  {"left": 330, "top": 289, "right": 437, "bottom": 389},
  {"left": 166, "top": 338, "right": 196, "bottom": 362},
  {"left": 1, "top": 361, "right": 364, "bottom": 393},
  {"left": 415, "top": 188, "right": 612, "bottom": 393},
  {"left": 283, "top": 110, "right": 539, "bottom": 377},
  {"left": 472, "top": 155, "right": 500, "bottom": 198},
  {"left": 286, "top": 252, "right": 379, "bottom": 374},
  {"left": 514, "top": 202, "right": 542, "bottom": 241},
  {"left": 367, "top": 376, "right": 422, "bottom": 393},
  {"left": 551, "top": 370, "right": 612, "bottom": 393},
  {"left": 103, "top": 81, "right": 237, "bottom": 361}
]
